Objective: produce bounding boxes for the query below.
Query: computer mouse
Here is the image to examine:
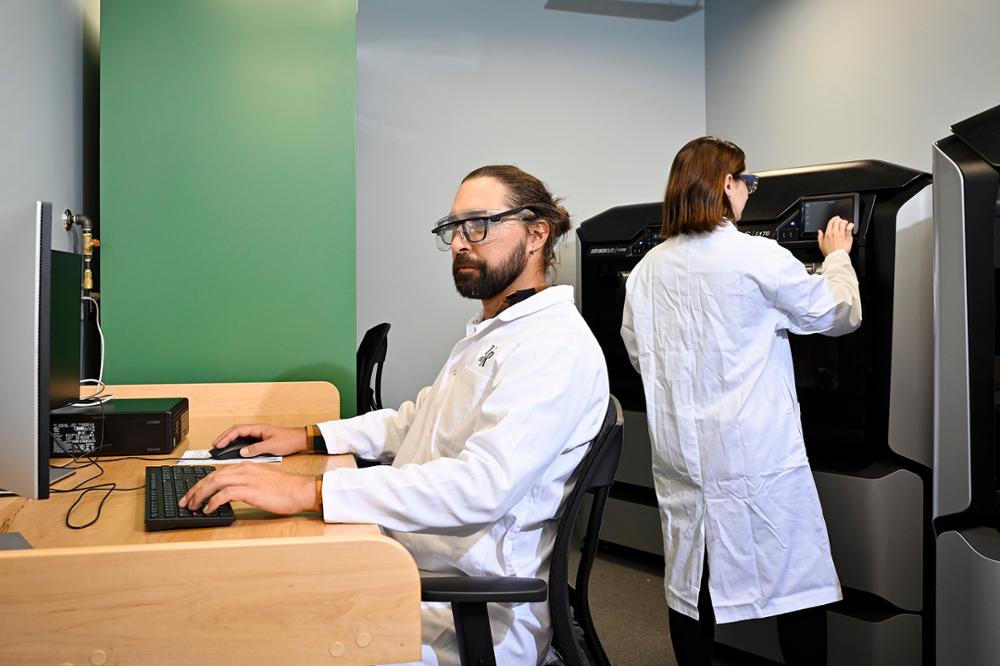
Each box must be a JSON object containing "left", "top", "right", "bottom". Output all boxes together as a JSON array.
[{"left": 209, "top": 436, "right": 264, "bottom": 460}]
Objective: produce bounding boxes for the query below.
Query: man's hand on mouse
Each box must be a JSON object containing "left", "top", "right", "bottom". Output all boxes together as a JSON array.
[
  {"left": 178, "top": 463, "right": 320, "bottom": 515},
  {"left": 211, "top": 424, "right": 309, "bottom": 458}
]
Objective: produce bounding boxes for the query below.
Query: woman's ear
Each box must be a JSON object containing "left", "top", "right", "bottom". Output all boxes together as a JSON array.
[
  {"left": 721, "top": 174, "right": 737, "bottom": 218},
  {"left": 723, "top": 172, "right": 736, "bottom": 196}
]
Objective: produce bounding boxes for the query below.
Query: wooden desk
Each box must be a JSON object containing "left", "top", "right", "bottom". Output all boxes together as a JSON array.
[{"left": 0, "top": 382, "right": 421, "bottom": 665}]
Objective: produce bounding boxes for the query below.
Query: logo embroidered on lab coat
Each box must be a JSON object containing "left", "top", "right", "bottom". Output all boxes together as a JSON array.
[{"left": 478, "top": 345, "right": 496, "bottom": 367}]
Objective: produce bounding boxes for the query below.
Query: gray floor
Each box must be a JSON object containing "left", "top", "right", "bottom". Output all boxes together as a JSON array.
[
  {"left": 580, "top": 550, "right": 757, "bottom": 666},
  {"left": 583, "top": 549, "right": 675, "bottom": 664}
]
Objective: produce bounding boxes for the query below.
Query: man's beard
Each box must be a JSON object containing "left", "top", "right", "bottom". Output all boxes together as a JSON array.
[{"left": 452, "top": 239, "right": 528, "bottom": 300}]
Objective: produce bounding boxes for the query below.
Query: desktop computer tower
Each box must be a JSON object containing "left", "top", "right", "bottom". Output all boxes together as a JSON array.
[{"left": 51, "top": 397, "right": 190, "bottom": 457}]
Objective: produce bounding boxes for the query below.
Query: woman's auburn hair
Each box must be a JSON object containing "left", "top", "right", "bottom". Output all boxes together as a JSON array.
[{"left": 660, "top": 136, "right": 746, "bottom": 239}]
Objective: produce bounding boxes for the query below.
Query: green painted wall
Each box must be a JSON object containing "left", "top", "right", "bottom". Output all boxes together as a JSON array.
[{"left": 100, "top": 0, "right": 357, "bottom": 415}]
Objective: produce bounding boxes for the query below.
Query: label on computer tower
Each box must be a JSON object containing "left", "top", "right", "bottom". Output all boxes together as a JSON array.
[{"left": 51, "top": 422, "right": 98, "bottom": 456}]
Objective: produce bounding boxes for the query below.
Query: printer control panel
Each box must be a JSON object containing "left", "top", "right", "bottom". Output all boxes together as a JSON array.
[{"left": 628, "top": 226, "right": 664, "bottom": 258}]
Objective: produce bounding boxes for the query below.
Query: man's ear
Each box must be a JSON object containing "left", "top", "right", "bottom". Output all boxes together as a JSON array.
[{"left": 527, "top": 219, "right": 550, "bottom": 254}]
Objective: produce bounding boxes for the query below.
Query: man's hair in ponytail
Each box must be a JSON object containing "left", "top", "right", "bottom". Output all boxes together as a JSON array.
[{"left": 462, "top": 164, "right": 572, "bottom": 277}]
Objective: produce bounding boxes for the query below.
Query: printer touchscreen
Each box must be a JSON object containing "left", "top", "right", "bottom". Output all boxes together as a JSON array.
[{"left": 801, "top": 193, "right": 859, "bottom": 236}]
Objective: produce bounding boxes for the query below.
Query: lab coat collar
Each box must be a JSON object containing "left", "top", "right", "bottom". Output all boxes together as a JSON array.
[{"left": 466, "top": 285, "right": 575, "bottom": 334}]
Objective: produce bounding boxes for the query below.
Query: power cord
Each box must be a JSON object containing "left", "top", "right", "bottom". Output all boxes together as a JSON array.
[{"left": 79, "top": 295, "right": 106, "bottom": 404}]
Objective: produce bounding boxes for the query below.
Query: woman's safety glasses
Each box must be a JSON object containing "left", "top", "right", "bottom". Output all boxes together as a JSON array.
[
  {"left": 431, "top": 206, "right": 537, "bottom": 251},
  {"left": 735, "top": 173, "right": 759, "bottom": 194}
]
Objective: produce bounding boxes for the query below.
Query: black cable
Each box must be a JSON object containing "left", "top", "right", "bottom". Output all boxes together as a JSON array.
[
  {"left": 61, "top": 484, "right": 114, "bottom": 529},
  {"left": 50, "top": 444, "right": 192, "bottom": 529},
  {"left": 81, "top": 455, "right": 189, "bottom": 463},
  {"left": 53, "top": 455, "right": 188, "bottom": 470},
  {"left": 46, "top": 398, "right": 134, "bottom": 529},
  {"left": 57, "top": 482, "right": 144, "bottom": 530}
]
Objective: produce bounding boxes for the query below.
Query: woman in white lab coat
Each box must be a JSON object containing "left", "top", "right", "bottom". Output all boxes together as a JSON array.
[{"left": 621, "top": 136, "right": 861, "bottom": 666}]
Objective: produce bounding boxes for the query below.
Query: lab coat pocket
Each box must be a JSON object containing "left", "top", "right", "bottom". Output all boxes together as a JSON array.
[
  {"left": 779, "top": 373, "right": 808, "bottom": 464},
  {"left": 780, "top": 373, "right": 802, "bottom": 425},
  {"left": 434, "top": 363, "right": 496, "bottom": 456}
]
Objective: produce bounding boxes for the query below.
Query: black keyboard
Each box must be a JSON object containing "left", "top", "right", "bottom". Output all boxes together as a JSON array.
[{"left": 144, "top": 465, "right": 235, "bottom": 532}]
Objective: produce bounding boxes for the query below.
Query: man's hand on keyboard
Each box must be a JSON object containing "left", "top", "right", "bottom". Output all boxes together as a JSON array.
[
  {"left": 210, "top": 424, "right": 308, "bottom": 457},
  {"left": 178, "top": 463, "right": 320, "bottom": 516}
]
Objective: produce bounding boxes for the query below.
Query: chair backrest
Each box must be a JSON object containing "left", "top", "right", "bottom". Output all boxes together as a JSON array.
[
  {"left": 549, "top": 395, "right": 624, "bottom": 666},
  {"left": 356, "top": 322, "right": 391, "bottom": 415}
]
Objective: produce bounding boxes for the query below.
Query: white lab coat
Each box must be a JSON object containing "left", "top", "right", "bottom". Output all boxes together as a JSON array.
[
  {"left": 621, "top": 222, "right": 861, "bottom": 623},
  {"left": 317, "top": 285, "right": 609, "bottom": 665}
]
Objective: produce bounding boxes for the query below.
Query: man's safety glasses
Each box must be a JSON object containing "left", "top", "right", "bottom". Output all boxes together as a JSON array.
[{"left": 431, "top": 206, "right": 537, "bottom": 251}]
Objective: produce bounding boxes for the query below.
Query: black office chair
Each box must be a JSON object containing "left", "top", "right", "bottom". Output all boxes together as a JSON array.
[
  {"left": 420, "top": 395, "right": 624, "bottom": 666},
  {"left": 356, "top": 322, "right": 390, "bottom": 416}
]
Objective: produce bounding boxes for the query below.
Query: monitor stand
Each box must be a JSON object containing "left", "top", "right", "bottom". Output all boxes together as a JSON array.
[
  {"left": 0, "top": 532, "right": 33, "bottom": 550},
  {"left": 0, "top": 467, "right": 75, "bottom": 497},
  {"left": 49, "top": 465, "right": 76, "bottom": 485}
]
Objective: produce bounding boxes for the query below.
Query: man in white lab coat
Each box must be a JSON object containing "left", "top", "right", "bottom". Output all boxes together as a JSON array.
[
  {"left": 621, "top": 136, "right": 861, "bottom": 665},
  {"left": 181, "top": 165, "right": 610, "bottom": 666}
]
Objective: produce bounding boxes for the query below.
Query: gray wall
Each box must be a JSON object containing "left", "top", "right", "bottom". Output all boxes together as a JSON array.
[
  {"left": 357, "top": 0, "right": 706, "bottom": 408},
  {"left": 0, "top": 0, "right": 98, "bottom": 252},
  {"left": 705, "top": 0, "right": 1000, "bottom": 173}
]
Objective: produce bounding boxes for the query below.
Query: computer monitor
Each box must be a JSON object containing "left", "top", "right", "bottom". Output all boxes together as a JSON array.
[{"left": 0, "top": 202, "right": 80, "bottom": 499}]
